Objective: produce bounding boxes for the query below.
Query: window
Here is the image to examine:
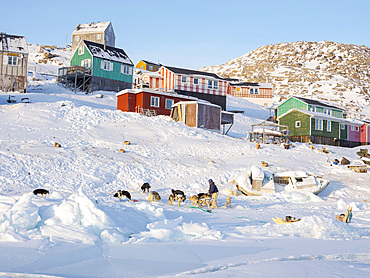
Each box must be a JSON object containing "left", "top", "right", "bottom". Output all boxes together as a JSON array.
[
  {"left": 324, "top": 109, "right": 331, "bottom": 115},
  {"left": 121, "top": 65, "right": 132, "bottom": 75},
  {"left": 341, "top": 124, "right": 346, "bottom": 130},
  {"left": 236, "top": 87, "right": 240, "bottom": 91},
  {"left": 181, "top": 76, "right": 187, "bottom": 83},
  {"left": 315, "top": 119, "right": 323, "bottom": 130},
  {"left": 151, "top": 96, "right": 159, "bottom": 107},
  {"left": 355, "top": 126, "right": 359, "bottom": 131},
  {"left": 78, "top": 46, "right": 84, "bottom": 55},
  {"left": 207, "top": 80, "right": 219, "bottom": 89},
  {"left": 295, "top": 121, "right": 301, "bottom": 128},
  {"left": 81, "top": 59, "right": 91, "bottom": 68},
  {"left": 7, "top": 56, "right": 18, "bottom": 66},
  {"left": 74, "top": 35, "right": 80, "bottom": 42},
  {"left": 194, "top": 78, "right": 199, "bottom": 85},
  {"left": 149, "top": 65, "right": 153, "bottom": 70},
  {"left": 254, "top": 88, "right": 258, "bottom": 94},
  {"left": 165, "top": 99, "right": 174, "bottom": 109},
  {"left": 96, "top": 34, "right": 102, "bottom": 40},
  {"left": 250, "top": 88, "right": 254, "bottom": 94},
  {"left": 101, "top": 60, "right": 113, "bottom": 71},
  {"left": 327, "top": 120, "right": 331, "bottom": 132}
]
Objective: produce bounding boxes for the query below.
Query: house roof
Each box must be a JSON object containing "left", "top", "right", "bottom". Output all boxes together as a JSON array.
[
  {"left": 141, "top": 60, "right": 161, "bottom": 67},
  {"left": 0, "top": 33, "right": 28, "bottom": 54},
  {"left": 230, "top": 81, "right": 273, "bottom": 88},
  {"left": 83, "top": 40, "right": 133, "bottom": 65},
  {"left": 293, "top": 96, "right": 344, "bottom": 111},
  {"left": 72, "top": 22, "right": 112, "bottom": 34},
  {"left": 278, "top": 109, "right": 346, "bottom": 122},
  {"left": 116, "top": 88, "right": 198, "bottom": 100},
  {"left": 162, "top": 65, "right": 228, "bottom": 80}
]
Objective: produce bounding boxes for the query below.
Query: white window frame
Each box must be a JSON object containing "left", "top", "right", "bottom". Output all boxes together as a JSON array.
[
  {"left": 351, "top": 125, "right": 355, "bottom": 131},
  {"left": 78, "top": 46, "right": 84, "bottom": 55},
  {"left": 355, "top": 126, "right": 359, "bottom": 131},
  {"left": 81, "top": 59, "right": 91, "bottom": 68},
  {"left": 7, "top": 56, "right": 18, "bottom": 66},
  {"left": 194, "top": 78, "right": 199, "bottom": 85},
  {"left": 327, "top": 120, "right": 331, "bottom": 132},
  {"left": 295, "top": 121, "right": 301, "bottom": 128},
  {"left": 181, "top": 76, "right": 187, "bottom": 83},
  {"left": 101, "top": 60, "right": 112, "bottom": 71},
  {"left": 74, "top": 35, "right": 80, "bottom": 42},
  {"left": 341, "top": 124, "right": 346, "bottom": 130},
  {"left": 96, "top": 34, "right": 102, "bottom": 40},
  {"left": 254, "top": 88, "right": 259, "bottom": 94},
  {"left": 208, "top": 80, "right": 213, "bottom": 89},
  {"left": 250, "top": 88, "right": 254, "bottom": 94},
  {"left": 149, "top": 65, "right": 153, "bottom": 70},
  {"left": 315, "top": 119, "right": 323, "bottom": 130},
  {"left": 165, "top": 99, "right": 174, "bottom": 109},
  {"left": 150, "top": 96, "right": 160, "bottom": 108},
  {"left": 213, "top": 80, "right": 218, "bottom": 89}
]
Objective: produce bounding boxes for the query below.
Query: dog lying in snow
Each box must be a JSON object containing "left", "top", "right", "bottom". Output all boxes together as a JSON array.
[
  {"left": 224, "top": 196, "right": 232, "bottom": 209},
  {"left": 148, "top": 191, "right": 161, "bottom": 203},
  {"left": 33, "top": 189, "right": 49, "bottom": 197},
  {"left": 113, "top": 190, "right": 131, "bottom": 201},
  {"left": 141, "top": 183, "right": 151, "bottom": 193}
]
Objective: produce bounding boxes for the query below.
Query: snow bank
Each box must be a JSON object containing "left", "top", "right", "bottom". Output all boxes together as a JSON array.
[
  {"left": 133, "top": 216, "right": 222, "bottom": 242},
  {"left": 236, "top": 216, "right": 370, "bottom": 240}
]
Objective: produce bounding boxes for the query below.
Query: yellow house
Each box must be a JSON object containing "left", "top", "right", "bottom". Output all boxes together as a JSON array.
[{"left": 136, "top": 60, "right": 161, "bottom": 72}]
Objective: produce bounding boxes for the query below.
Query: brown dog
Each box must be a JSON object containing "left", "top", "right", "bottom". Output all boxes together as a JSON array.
[
  {"left": 189, "top": 195, "right": 199, "bottom": 206},
  {"left": 199, "top": 194, "right": 211, "bottom": 210},
  {"left": 224, "top": 196, "right": 231, "bottom": 209},
  {"left": 148, "top": 191, "right": 161, "bottom": 203}
]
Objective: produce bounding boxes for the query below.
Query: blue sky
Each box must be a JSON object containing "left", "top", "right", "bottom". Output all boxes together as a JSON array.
[{"left": 1, "top": 0, "right": 369, "bottom": 69}]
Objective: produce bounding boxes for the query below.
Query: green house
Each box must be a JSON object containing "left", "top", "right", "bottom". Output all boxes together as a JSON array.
[
  {"left": 276, "top": 96, "right": 344, "bottom": 119},
  {"left": 278, "top": 108, "right": 346, "bottom": 145},
  {"left": 69, "top": 40, "right": 133, "bottom": 92}
]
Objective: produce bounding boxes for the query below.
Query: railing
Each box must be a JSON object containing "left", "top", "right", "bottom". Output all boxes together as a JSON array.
[
  {"left": 139, "top": 108, "right": 157, "bottom": 117},
  {"left": 58, "top": 65, "right": 92, "bottom": 76}
]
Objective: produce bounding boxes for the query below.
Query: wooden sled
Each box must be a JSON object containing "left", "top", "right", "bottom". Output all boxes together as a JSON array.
[
  {"left": 272, "top": 216, "right": 301, "bottom": 224},
  {"left": 336, "top": 206, "right": 352, "bottom": 223}
]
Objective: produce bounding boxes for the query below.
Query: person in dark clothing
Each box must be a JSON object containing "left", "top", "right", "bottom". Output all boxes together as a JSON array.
[{"left": 208, "top": 179, "right": 219, "bottom": 207}]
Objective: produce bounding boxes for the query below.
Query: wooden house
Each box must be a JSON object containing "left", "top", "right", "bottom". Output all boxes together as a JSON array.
[
  {"left": 71, "top": 22, "right": 115, "bottom": 51},
  {"left": 277, "top": 109, "right": 347, "bottom": 146},
  {"left": 58, "top": 40, "right": 133, "bottom": 92},
  {"left": 360, "top": 121, "right": 370, "bottom": 144},
  {"left": 140, "top": 65, "right": 230, "bottom": 110},
  {"left": 136, "top": 60, "right": 161, "bottom": 72},
  {"left": 170, "top": 101, "right": 222, "bottom": 131},
  {"left": 0, "top": 33, "right": 28, "bottom": 93},
  {"left": 116, "top": 88, "right": 198, "bottom": 116},
  {"left": 276, "top": 96, "right": 345, "bottom": 119},
  {"left": 229, "top": 81, "right": 273, "bottom": 107},
  {"left": 345, "top": 119, "right": 363, "bottom": 144}
]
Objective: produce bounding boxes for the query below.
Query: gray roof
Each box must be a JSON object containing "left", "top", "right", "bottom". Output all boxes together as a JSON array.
[
  {"left": 294, "top": 96, "right": 344, "bottom": 111},
  {"left": 0, "top": 33, "right": 28, "bottom": 54},
  {"left": 163, "top": 65, "right": 229, "bottom": 80},
  {"left": 83, "top": 40, "right": 133, "bottom": 65}
]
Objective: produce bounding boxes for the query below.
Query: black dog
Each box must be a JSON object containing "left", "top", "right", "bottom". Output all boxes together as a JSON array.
[
  {"left": 33, "top": 189, "right": 49, "bottom": 197},
  {"left": 141, "top": 183, "right": 151, "bottom": 193},
  {"left": 197, "top": 192, "right": 210, "bottom": 199},
  {"left": 171, "top": 189, "right": 186, "bottom": 201},
  {"left": 114, "top": 190, "right": 131, "bottom": 201}
]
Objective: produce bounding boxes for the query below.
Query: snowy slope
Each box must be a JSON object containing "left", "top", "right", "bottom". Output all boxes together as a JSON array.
[{"left": 0, "top": 45, "right": 369, "bottom": 277}]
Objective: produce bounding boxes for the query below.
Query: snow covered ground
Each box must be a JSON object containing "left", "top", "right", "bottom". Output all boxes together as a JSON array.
[{"left": 0, "top": 54, "right": 369, "bottom": 277}]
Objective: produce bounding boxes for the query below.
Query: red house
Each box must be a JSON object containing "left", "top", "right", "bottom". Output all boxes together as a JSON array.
[
  {"left": 136, "top": 65, "right": 231, "bottom": 110},
  {"left": 116, "top": 88, "right": 197, "bottom": 116}
]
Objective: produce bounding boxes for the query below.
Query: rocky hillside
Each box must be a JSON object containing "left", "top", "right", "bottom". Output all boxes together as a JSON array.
[{"left": 201, "top": 41, "right": 370, "bottom": 119}]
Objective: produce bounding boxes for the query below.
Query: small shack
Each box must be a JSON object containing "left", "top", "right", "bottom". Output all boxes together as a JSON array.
[
  {"left": 250, "top": 121, "right": 289, "bottom": 143},
  {"left": 0, "top": 33, "right": 28, "bottom": 93},
  {"left": 170, "top": 101, "right": 221, "bottom": 131}
]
